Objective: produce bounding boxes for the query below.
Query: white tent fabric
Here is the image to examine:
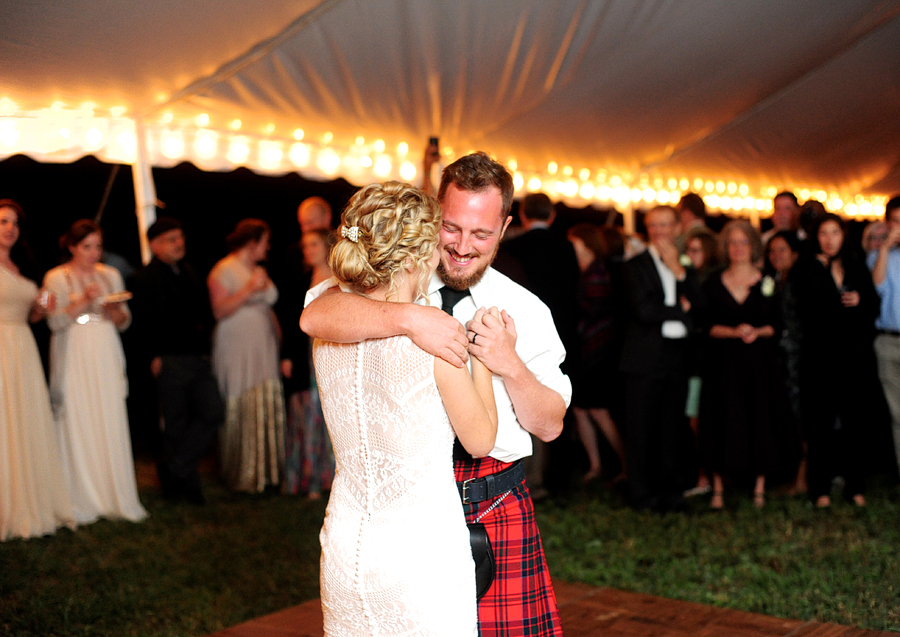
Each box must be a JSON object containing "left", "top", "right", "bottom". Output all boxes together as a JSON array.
[{"left": 2, "top": 0, "right": 900, "bottom": 215}]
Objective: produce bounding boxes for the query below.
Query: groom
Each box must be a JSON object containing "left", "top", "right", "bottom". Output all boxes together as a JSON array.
[{"left": 301, "top": 152, "right": 570, "bottom": 636}]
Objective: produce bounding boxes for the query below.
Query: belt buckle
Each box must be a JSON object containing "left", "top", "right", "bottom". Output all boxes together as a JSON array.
[{"left": 461, "top": 478, "right": 477, "bottom": 504}]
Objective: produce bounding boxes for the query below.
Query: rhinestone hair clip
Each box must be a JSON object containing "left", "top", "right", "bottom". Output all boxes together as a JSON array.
[{"left": 341, "top": 225, "right": 360, "bottom": 243}]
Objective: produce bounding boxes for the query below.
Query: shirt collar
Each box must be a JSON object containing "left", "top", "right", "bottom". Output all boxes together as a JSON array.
[{"left": 428, "top": 267, "right": 495, "bottom": 309}]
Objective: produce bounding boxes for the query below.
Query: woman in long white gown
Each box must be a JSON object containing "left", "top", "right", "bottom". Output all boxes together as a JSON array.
[
  {"left": 313, "top": 182, "right": 498, "bottom": 636},
  {"left": 43, "top": 220, "right": 147, "bottom": 524},
  {"left": 208, "top": 219, "right": 285, "bottom": 492},
  {"left": 0, "top": 199, "right": 76, "bottom": 541}
]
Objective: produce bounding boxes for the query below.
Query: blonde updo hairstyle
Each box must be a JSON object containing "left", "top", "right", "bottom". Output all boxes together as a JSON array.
[{"left": 330, "top": 181, "right": 441, "bottom": 302}]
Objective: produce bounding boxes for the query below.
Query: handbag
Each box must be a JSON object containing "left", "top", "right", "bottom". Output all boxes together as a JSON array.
[{"left": 467, "top": 522, "right": 495, "bottom": 599}]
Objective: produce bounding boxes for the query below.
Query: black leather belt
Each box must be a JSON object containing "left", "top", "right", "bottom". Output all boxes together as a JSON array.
[
  {"left": 878, "top": 329, "right": 900, "bottom": 337},
  {"left": 457, "top": 460, "right": 525, "bottom": 504}
]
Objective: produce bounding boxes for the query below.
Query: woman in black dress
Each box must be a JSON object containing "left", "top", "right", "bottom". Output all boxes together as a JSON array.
[
  {"left": 765, "top": 231, "right": 806, "bottom": 494},
  {"left": 700, "top": 220, "right": 795, "bottom": 509},
  {"left": 790, "top": 213, "right": 879, "bottom": 508},
  {"left": 567, "top": 223, "right": 627, "bottom": 483}
]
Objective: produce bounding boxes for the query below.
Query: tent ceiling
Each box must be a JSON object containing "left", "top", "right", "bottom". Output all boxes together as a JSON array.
[{"left": 2, "top": 0, "right": 900, "bottom": 208}]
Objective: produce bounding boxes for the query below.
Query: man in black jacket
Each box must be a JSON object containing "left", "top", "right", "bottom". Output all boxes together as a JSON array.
[
  {"left": 495, "top": 193, "right": 579, "bottom": 495},
  {"left": 620, "top": 205, "right": 702, "bottom": 512},
  {"left": 128, "top": 217, "right": 223, "bottom": 504}
]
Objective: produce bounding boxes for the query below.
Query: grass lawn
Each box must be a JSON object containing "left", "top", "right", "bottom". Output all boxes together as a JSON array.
[
  {"left": 2, "top": 470, "right": 899, "bottom": 636},
  {"left": 540, "top": 477, "right": 900, "bottom": 632}
]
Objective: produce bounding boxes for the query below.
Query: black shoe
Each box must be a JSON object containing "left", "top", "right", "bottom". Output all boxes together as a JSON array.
[
  {"left": 183, "top": 484, "right": 206, "bottom": 506},
  {"left": 182, "top": 474, "right": 206, "bottom": 505},
  {"left": 157, "top": 462, "right": 182, "bottom": 502}
]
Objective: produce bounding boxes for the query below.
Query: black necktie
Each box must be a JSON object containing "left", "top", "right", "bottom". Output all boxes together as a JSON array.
[
  {"left": 439, "top": 286, "right": 470, "bottom": 315},
  {"left": 438, "top": 286, "right": 476, "bottom": 463}
]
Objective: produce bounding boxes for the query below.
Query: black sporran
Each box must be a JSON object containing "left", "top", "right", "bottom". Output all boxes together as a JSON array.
[{"left": 468, "top": 522, "right": 495, "bottom": 599}]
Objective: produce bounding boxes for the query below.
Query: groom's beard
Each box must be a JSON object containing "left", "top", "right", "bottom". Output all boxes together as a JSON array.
[{"left": 437, "top": 241, "right": 500, "bottom": 291}]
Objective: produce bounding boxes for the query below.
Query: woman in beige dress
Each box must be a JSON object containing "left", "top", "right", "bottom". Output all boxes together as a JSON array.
[
  {"left": 209, "top": 219, "right": 285, "bottom": 492},
  {"left": 0, "top": 199, "right": 76, "bottom": 540},
  {"left": 44, "top": 219, "right": 147, "bottom": 524}
]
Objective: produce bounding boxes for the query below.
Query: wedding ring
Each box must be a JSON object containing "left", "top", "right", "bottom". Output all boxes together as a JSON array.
[{"left": 471, "top": 333, "right": 477, "bottom": 345}]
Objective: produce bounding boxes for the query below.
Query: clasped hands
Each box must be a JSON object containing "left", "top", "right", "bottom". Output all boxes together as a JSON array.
[
  {"left": 735, "top": 322, "right": 761, "bottom": 344},
  {"left": 409, "top": 304, "right": 516, "bottom": 371},
  {"left": 465, "top": 306, "right": 517, "bottom": 376}
]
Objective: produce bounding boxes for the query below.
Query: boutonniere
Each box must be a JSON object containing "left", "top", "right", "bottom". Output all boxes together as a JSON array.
[
  {"left": 679, "top": 253, "right": 692, "bottom": 268},
  {"left": 760, "top": 275, "right": 776, "bottom": 297}
]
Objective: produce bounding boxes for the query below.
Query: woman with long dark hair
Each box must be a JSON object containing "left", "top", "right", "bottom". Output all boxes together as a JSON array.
[
  {"left": 791, "top": 213, "right": 880, "bottom": 507},
  {"left": 566, "top": 223, "right": 627, "bottom": 483},
  {"left": 0, "top": 200, "right": 76, "bottom": 540}
]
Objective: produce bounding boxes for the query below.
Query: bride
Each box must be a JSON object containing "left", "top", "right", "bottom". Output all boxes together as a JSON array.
[{"left": 314, "top": 181, "right": 497, "bottom": 636}]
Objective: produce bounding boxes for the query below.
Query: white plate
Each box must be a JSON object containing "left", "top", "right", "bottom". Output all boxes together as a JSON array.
[{"left": 100, "top": 291, "right": 133, "bottom": 304}]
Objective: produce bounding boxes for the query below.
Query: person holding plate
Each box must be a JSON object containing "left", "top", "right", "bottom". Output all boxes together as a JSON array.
[{"left": 43, "top": 219, "right": 147, "bottom": 524}]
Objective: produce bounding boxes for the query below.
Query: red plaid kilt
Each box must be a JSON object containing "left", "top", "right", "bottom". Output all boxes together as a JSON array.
[{"left": 455, "top": 456, "right": 563, "bottom": 637}]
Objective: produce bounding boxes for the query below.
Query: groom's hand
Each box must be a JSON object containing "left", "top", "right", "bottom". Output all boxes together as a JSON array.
[
  {"left": 466, "top": 307, "right": 518, "bottom": 377},
  {"left": 404, "top": 305, "right": 469, "bottom": 368}
]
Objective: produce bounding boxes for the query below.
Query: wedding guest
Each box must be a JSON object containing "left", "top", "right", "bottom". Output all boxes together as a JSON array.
[
  {"left": 765, "top": 231, "right": 805, "bottom": 493},
  {"left": 128, "top": 217, "right": 223, "bottom": 504},
  {"left": 869, "top": 195, "right": 900, "bottom": 479},
  {"left": 620, "top": 205, "right": 703, "bottom": 512},
  {"left": 762, "top": 191, "right": 803, "bottom": 245},
  {"left": 566, "top": 223, "right": 627, "bottom": 483},
  {"left": 315, "top": 181, "right": 497, "bottom": 635},
  {"left": 209, "top": 219, "right": 285, "bottom": 492},
  {"left": 282, "top": 228, "right": 335, "bottom": 499},
  {"left": 43, "top": 220, "right": 147, "bottom": 524},
  {"left": 682, "top": 227, "right": 721, "bottom": 495},
  {"left": 275, "top": 198, "right": 334, "bottom": 498},
  {"left": 862, "top": 221, "right": 887, "bottom": 254},
  {"left": 495, "top": 192, "right": 578, "bottom": 496},
  {"left": 0, "top": 200, "right": 76, "bottom": 540},
  {"left": 699, "top": 220, "right": 795, "bottom": 510},
  {"left": 684, "top": 229, "right": 721, "bottom": 283},
  {"left": 675, "top": 192, "right": 714, "bottom": 252},
  {"left": 792, "top": 214, "right": 880, "bottom": 507}
]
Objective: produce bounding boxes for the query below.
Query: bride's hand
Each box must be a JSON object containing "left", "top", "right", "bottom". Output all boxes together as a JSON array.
[{"left": 404, "top": 305, "right": 469, "bottom": 368}]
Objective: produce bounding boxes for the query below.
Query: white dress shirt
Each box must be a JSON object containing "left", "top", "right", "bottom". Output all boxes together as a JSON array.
[
  {"left": 648, "top": 245, "right": 688, "bottom": 339},
  {"left": 307, "top": 267, "right": 572, "bottom": 462}
]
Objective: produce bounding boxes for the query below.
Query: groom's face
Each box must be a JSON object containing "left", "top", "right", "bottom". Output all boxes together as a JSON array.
[{"left": 436, "top": 184, "right": 511, "bottom": 291}]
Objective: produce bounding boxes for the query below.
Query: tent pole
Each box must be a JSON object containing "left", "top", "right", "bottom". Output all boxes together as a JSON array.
[
  {"left": 624, "top": 202, "right": 635, "bottom": 236},
  {"left": 131, "top": 118, "right": 157, "bottom": 265},
  {"left": 748, "top": 206, "right": 761, "bottom": 230}
]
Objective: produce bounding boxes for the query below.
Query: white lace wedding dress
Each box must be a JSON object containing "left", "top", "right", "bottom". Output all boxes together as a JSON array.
[{"left": 314, "top": 335, "right": 477, "bottom": 637}]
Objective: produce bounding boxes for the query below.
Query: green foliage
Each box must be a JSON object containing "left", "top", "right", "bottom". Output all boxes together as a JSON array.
[{"left": 2, "top": 479, "right": 898, "bottom": 635}]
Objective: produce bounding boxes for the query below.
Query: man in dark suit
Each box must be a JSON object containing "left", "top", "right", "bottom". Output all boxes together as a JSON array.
[
  {"left": 496, "top": 193, "right": 579, "bottom": 359},
  {"left": 620, "top": 205, "right": 703, "bottom": 512},
  {"left": 128, "top": 217, "right": 223, "bottom": 504},
  {"left": 495, "top": 193, "right": 579, "bottom": 495}
]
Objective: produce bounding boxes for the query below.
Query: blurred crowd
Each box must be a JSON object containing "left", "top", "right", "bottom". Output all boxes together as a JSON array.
[
  {"left": 498, "top": 190, "right": 900, "bottom": 512},
  {"left": 0, "top": 196, "right": 336, "bottom": 541},
  {"left": 3, "top": 181, "right": 900, "bottom": 540}
]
